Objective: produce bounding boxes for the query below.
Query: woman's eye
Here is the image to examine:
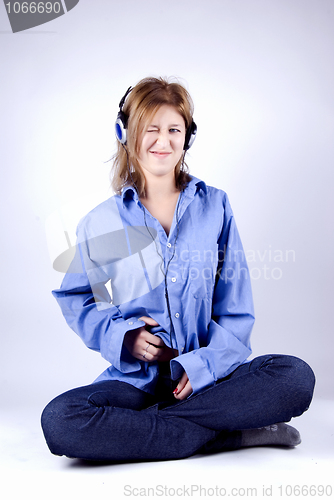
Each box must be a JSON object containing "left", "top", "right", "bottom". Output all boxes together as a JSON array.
[{"left": 170, "top": 128, "right": 180, "bottom": 133}]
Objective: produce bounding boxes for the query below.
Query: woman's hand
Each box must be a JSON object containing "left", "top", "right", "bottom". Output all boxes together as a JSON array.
[
  {"left": 123, "top": 316, "right": 176, "bottom": 363},
  {"left": 173, "top": 371, "right": 193, "bottom": 400}
]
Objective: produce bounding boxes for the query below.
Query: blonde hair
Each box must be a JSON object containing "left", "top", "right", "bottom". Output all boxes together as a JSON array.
[{"left": 111, "top": 77, "right": 194, "bottom": 197}]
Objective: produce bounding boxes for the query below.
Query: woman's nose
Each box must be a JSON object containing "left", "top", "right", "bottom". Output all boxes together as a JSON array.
[{"left": 156, "top": 130, "right": 169, "bottom": 147}]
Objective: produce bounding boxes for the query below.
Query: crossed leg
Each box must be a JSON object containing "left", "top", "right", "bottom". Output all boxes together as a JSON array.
[{"left": 41, "top": 355, "right": 315, "bottom": 462}]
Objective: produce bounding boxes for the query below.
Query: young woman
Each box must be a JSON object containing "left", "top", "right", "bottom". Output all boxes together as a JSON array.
[{"left": 41, "top": 77, "right": 315, "bottom": 462}]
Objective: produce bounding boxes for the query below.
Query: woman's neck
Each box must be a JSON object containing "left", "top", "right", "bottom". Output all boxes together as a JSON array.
[
  {"left": 139, "top": 174, "right": 180, "bottom": 236},
  {"left": 141, "top": 172, "right": 179, "bottom": 202}
]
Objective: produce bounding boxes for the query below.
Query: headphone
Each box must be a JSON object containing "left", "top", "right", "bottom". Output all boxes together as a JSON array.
[{"left": 115, "top": 86, "right": 197, "bottom": 151}]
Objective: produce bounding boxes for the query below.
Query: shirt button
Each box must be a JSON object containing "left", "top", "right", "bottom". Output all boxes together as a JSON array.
[
  {"left": 171, "top": 277, "right": 176, "bottom": 282},
  {"left": 167, "top": 243, "right": 171, "bottom": 248},
  {"left": 181, "top": 347, "right": 184, "bottom": 352},
  {"left": 128, "top": 321, "right": 133, "bottom": 325},
  {"left": 175, "top": 312, "right": 180, "bottom": 318}
]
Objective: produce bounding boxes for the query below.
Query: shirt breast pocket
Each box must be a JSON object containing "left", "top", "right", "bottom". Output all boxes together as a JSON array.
[{"left": 187, "top": 242, "right": 218, "bottom": 300}]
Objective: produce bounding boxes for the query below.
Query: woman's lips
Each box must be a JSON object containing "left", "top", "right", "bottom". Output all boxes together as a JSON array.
[{"left": 150, "top": 151, "right": 172, "bottom": 158}]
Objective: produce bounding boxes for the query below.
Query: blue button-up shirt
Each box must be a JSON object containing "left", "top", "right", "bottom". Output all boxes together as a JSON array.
[{"left": 53, "top": 176, "right": 254, "bottom": 396}]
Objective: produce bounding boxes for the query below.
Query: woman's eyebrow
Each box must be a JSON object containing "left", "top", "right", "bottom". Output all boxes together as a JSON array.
[{"left": 147, "top": 123, "right": 183, "bottom": 128}]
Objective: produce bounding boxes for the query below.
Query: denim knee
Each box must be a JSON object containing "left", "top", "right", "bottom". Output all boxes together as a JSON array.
[
  {"left": 41, "top": 395, "right": 72, "bottom": 457},
  {"left": 276, "top": 355, "right": 316, "bottom": 416},
  {"left": 290, "top": 355, "right": 315, "bottom": 409},
  {"left": 245, "top": 354, "right": 316, "bottom": 421}
]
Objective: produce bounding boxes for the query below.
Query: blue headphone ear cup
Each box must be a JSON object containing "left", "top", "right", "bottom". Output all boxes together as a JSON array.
[
  {"left": 115, "top": 110, "right": 128, "bottom": 144},
  {"left": 184, "top": 120, "right": 197, "bottom": 150}
]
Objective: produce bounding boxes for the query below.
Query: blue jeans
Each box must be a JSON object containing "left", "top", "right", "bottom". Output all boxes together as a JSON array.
[{"left": 41, "top": 354, "right": 315, "bottom": 462}]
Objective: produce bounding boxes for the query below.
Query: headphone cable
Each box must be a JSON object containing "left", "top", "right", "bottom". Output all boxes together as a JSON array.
[{"left": 122, "top": 144, "right": 182, "bottom": 352}]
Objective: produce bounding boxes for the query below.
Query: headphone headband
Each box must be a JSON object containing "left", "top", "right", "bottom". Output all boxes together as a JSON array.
[
  {"left": 115, "top": 85, "right": 197, "bottom": 150},
  {"left": 119, "top": 86, "right": 132, "bottom": 110}
]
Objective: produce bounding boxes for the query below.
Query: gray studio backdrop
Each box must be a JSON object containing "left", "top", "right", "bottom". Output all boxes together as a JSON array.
[{"left": 1, "top": 0, "right": 333, "bottom": 409}]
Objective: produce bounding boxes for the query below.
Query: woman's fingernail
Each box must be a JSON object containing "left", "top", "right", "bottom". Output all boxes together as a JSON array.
[{"left": 173, "top": 388, "right": 179, "bottom": 394}]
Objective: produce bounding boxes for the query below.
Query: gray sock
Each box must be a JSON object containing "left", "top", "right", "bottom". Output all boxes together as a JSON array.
[{"left": 241, "top": 423, "right": 301, "bottom": 447}]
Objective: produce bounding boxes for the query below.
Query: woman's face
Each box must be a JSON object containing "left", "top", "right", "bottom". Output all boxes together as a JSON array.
[{"left": 137, "top": 105, "right": 186, "bottom": 184}]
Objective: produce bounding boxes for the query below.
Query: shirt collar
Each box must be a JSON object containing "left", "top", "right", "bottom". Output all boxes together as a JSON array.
[
  {"left": 121, "top": 175, "right": 207, "bottom": 207},
  {"left": 120, "top": 184, "right": 141, "bottom": 209},
  {"left": 186, "top": 176, "right": 207, "bottom": 196}
]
